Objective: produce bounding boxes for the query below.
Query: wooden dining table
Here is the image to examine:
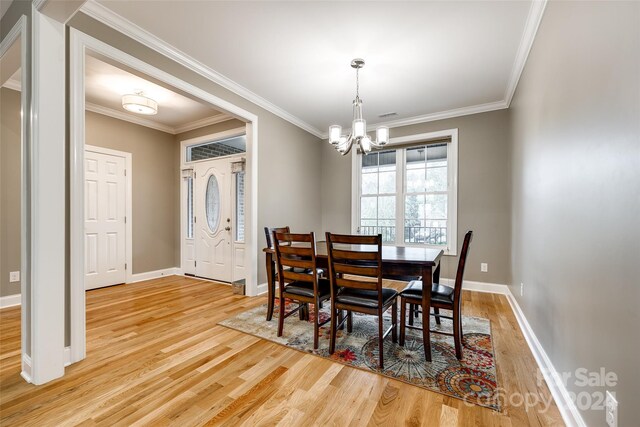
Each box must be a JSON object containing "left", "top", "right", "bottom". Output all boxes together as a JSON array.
[{"left": 263, "top": 242, "right": 443, "bottom": 356}]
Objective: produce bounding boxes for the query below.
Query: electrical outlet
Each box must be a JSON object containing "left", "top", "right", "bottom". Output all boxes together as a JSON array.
[
  {"left": 606, "top": 391, "right": 618, "bottom": 427},
  {"left": 520, "top": 282, "right": 524, "bottom": 296},
  {"left": 9, "top": 271, "right": 20, "bottom": 283},
  {"left": 480, "top": 263, "right": 488, "bottom": 273}
]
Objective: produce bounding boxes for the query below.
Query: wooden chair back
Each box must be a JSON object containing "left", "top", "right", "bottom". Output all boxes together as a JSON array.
[
  {"left": 452, "top": 230, "right": 474, "bottom": 305},
  {"left": 325, "top": 233, "right": 383, "bottom": 303},
  {"left": 264, "top": 226, "right": 290, "bottom": 249},
  {"left": 273, "top": 231, "right": 318, "bottom": 286}
]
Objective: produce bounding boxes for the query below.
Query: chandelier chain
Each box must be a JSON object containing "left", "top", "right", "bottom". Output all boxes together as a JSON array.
[{"left": 356, "top": 67, "right": 360, "bottom": 99}]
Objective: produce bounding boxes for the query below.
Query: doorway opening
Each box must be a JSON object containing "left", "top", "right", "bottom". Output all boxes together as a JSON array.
[{"left": 70, "top": 29, "right": 259, "bottom": 365}]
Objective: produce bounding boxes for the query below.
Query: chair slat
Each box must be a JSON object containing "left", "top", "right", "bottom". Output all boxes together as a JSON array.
[
  {"left": 275, "top": 232, "right": 313, "bottom": 243},
  {"left": 277, "top": 245, "right": 312, "bottom": 256},
  {"left": 278, "top": 257, "right": 312, "bottom": 270},
  {"left": 329, "top": 234, "right": 380, "bottom": 245},
  {"left": 336, "top": 276, "right": 377, "bottom": 290},
  {"left": 333, "top": 263, "right": 378, "bottom": 277},
  {"left": 282, "top": 270, "right": 314, "bottom": 283},
  {"left": 331, "top": 249, "right": 379, "bottom": 261}
]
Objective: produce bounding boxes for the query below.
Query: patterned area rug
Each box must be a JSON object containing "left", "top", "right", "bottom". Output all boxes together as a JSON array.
[{"left": 220, "top": 301, "right": 500, "bottom": 410}]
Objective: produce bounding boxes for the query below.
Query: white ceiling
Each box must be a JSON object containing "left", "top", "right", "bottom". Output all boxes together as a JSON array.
[
  {"left": 84, "top": 54, "right": 228, "bottom": 133},
  {"left": 92, "top": 0, "right": 540, "bottom": 137}
]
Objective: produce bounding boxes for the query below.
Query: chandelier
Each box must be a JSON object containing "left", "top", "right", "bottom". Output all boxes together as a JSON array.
[{"left": 328, "top": 58, "right": 389, "bottom": 155}]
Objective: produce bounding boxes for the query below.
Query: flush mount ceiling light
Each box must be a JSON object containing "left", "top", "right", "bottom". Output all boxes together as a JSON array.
[
  {"left": 121, "top": 91, "right": 158, "bottom": 115},
  {"left": 328, "top": 58, "right": 389, "bottom": 155}
]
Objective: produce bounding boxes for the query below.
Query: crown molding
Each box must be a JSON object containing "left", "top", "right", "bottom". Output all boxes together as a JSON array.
[
  {"left": 85, "top": 101, "right": 232, "bottom": 135},
  {"left": 321, "top": 100, "right": 509, "bottom": 140},
  {"left": 85, "top": 102, "right": 176, "bottom": 134},
  {"left": 79, "top": 0, "right": 325, "bottom": 139},
  {"left": 2, "top": 77, "right": 22, "bottom": 92},
  {"left": 173, "top": 113, "right": 234, "bottom": 134},
  {"left": 504, "top": 0, "right": 548, "bottom": 106}
]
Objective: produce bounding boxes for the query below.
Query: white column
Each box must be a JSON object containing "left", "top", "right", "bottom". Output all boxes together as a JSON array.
[{"left": 28, "top": 6, "right": 65, "bottom": 385}]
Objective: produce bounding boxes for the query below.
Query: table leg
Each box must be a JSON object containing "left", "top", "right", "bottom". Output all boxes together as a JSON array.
[
  {"left": 422, "top": 265, "right": 433, "bottom": 362},
  {"left": 266, "top": 252, "right": 275, "bottom": 321}
]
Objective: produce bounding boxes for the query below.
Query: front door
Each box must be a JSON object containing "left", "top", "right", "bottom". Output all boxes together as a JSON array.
[
  {"left": 194, "top": 159, "right": 232, "bottom": 282},
  {"left": 84, "top": 147, "right": 127, "bottom": 290}
]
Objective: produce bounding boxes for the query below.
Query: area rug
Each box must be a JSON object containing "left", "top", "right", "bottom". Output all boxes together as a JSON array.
[{"left": 220, "top": 301, "right": 500, "bottom": 410}]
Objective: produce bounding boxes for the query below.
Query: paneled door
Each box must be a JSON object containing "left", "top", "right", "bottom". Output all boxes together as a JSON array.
[
  {"left": 85, "top": 147, "right": 127, "bottom": 290},
  {"left": 194, "top": 159, "right": 232, "bottom": 282}
]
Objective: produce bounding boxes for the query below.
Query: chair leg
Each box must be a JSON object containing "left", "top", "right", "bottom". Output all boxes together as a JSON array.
[
  {"left": 422, "top": 304, "right": 432, "bottom": 362},
  {"left": 329, "top": 305, "right": 337, "bottom": 355},
  {"left": 434, "top": 307, "right": 441, "bottom": 325},
  {"left": 399, "top": 298, "right": 406, "bottom": 347},
  {"left": 347, "top": 310, "right": 353, "bottom": 333},
  {"left": 277, "top": 294, "right": 285, "bottom": 337},
  {"left": 338, "top": 310, "right": 345, "bottom": 330},
  {"left": 266, "top": 289, "right": 275, "bottom": 321},
  {"left": 453, "top": 307, "right": 463, "bottom": 359},
  {"left": 408, "top": 303, "right": 414, "bottom": 326},
  {"left": 391, "top": 300, "right": 397, "bottom": 343},
  {"left": 378, "top": 312, "right": 385, "bottom": 370}
]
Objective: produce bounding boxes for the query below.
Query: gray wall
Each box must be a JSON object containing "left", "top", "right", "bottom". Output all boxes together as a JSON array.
[
  {"left": 509, "top": 1, "right": 640, "bottom": 425},
  {"left": 0, "top": 87, "right": 21, "bottom": 297},
  {"left": 321, "top": 109, "right": 512, "bottom": 284},
  {"left": 86, "top": 111, "right": 179, "bottom": 274}
]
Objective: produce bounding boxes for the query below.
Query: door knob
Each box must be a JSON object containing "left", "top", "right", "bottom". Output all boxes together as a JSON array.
[{"left": 225, "top": 226, "right": 231, "bottom": 231}]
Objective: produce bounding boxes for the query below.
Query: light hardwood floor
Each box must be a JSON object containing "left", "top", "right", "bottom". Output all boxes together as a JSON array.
[{"left": 0, "top": 276, "right": 564, "bottom": 426}]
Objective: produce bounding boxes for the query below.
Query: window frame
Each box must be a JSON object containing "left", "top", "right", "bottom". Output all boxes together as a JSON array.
[{"left": 351, "top": 128, "right": 458, "bottom": 256}]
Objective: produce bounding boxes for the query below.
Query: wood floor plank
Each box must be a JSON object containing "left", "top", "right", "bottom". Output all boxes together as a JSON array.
[{"left": 0, "top": 276, "right": 564, "bottom": 426}]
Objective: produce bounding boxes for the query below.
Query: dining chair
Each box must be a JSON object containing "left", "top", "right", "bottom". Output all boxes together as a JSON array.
[
  {"left": 273, "top": 231, "right": 331, "bottom": 349},
  {"left": 265, "top": 226, "right": 324, "bottom": 321},
  {"left": 399, "top": 230, "right": 473, "bottom": 361},
  {"left": 325, "top": 232, "right": 398, "bottom": 370}
]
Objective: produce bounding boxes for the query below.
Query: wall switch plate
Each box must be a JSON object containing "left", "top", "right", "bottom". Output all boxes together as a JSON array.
[
  {"left": 606, "top": 391, "right": 618, "bottom": 427},
  {"left": 9, "top": 271, "right": 20, "bottom": 283},
  {"left": 520, "top": 283, "right": 524, "bottom": 296},
  {"left": 480, "top": 263, "right": 488, "bottom": 272}
]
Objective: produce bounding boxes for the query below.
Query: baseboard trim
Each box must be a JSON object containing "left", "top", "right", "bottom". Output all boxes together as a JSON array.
[
  {"left": 128, "top": 268, "right": 181, "bottom": 284},
  {"left": 435, "top": 278, "right": 510, "bottom": 295},
  {"left": 255, "top": 279, "right": 508, "bottom": 298},
  {"left": 505, "top": 289, "right": 586, "bottom": 427},
  {"left": 0, "top": 293, "right": 21, "bottom": 309},
  {"left": 21, "top": 354, "right": 32, "bottom": 383},
  {"left": 256, "top": 282, "right": 268, "bottom": 296}
]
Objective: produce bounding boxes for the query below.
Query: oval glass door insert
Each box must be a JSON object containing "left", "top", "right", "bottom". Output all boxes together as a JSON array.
[{"left": 205, "top": 174, "right": 220, "bottom": 232}]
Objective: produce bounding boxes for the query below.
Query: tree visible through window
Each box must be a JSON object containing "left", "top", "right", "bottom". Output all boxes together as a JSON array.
[{"left": 357, "top": 140, "right": 456, "bottom": 252}]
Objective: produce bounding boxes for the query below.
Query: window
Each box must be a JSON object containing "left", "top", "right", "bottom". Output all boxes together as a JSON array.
[
  {"left": 354, "top": 130, "right": 458, "bottom": 254},
  {"left": 186, "top": 135, "right": 246, "bottom": 162},
  {"left": 235, "top": 171, "right": 245, "bottom": 242},
  {"left": 186, "top": 176, "right": 194, "bottom": 239},
  {"left": 205, "top": 174, "right": 221, "bottom": 232}
]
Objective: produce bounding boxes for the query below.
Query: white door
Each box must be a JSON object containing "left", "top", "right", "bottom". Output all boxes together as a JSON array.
[
  {"left": 85, "top": 149, "right": 127, "bottom": 290},
  {"left": 194, "top": 159, "right": 233, "bottom": 282}
]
